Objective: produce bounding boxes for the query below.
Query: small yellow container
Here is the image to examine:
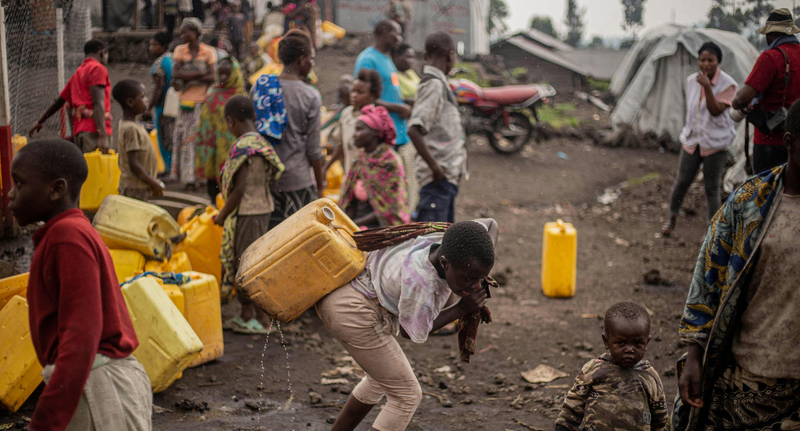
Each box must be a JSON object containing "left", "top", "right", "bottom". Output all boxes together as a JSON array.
[
  {"left": 11, "top": 134, "right": 27, "bottom": 156},
  {"left": 321, "top": 21, "right": 346, "bottom": 39},
  {"left": 236, "top": 199, "right": 365, "bottom": 322},
  {"left": 215, "top": 193, "right": 225, "bottom": 210},
  {"left": 108, "top": 249, "right": 146, "bottom": 284},
  {"left": 0, "top": 296, "right": 43, "bottom": 412},
  {"left": 144, "top": 252, "right": 193, "bottom": 274},
  {"left": 80, "top": 150, "right": 121, "bottom": 212},
  {"left": 542, "top": 219, "right": 577, "bottom": 298},
  {"left": 0, "top": 273, "right": 29, "bottom": 310},
  {"left": 175, "top": 271, "right": 223, "bottom": 367},
  {"left": 93, "top": 195, "right": 181, "bottom": 259},
  {"left": 121, "top": 277, "right": 203, "bottom": 392},
  {"left": 323, "top": 161, "right": 344, "bottom": 201},
  {"left": 148, "top": 129, "right": 166, "bottom": 174},
  {"left": 174, "top": 207, "right": 223, "bottom": 284}
]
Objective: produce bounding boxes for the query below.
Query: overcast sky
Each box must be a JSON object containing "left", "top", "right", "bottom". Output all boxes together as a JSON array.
[{"left": 505, "top": 0, "right": 800, "bottom": 39}]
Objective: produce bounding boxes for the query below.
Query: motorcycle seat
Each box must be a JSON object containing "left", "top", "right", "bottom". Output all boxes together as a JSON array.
[
  {"left": 481, "top": 86, "right": 540, "bottom": 106},
  {"left": 474, "top": 100, "right": 499, "bottom": 110}
]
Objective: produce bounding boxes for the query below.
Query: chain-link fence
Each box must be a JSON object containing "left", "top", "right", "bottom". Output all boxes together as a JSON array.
[{"left": 3, "top": 0, "right": 91, "bottom": 138}]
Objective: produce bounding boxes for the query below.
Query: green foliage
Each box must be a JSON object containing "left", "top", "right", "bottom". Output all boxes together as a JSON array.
[
  {"left": 621, "top": 0, "right": 646, "bottom": 40},
  {"left": 705, "top": 0, "right": 776, "bottom": 39},
  {"left": 488, "top": 0, "right": 509, "bottom": 36},
  {"left": 530, "top": 15, "right": 558, "bottom": 38},
  {"left": 589, "top": 36, "right": 604, "bottom": 48},
  {"left": 537, "top": 103, "right": 580, "bottom": 129},
  {"left": 511, "top": 67, "right": 529, "bottom": 81},
  {"left": 452, "top": 63, "right": 490, "bottom": 87},
  {"left": 619, "top": 38, "right": 635, "bottom": 49},
  {"left": 564, "top": 0, "right": 586, "bottom": 47},
  {"left": 588, "top": 77, "right": 611, "bottom": 92}
]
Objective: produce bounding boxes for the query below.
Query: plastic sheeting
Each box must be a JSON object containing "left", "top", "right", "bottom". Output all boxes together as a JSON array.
[{"left": 610, "top": 25, "right": 760, "bottom": 192}]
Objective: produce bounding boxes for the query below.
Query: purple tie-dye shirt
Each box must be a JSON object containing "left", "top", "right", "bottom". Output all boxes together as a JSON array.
[{"left": 351, "top": 233, "right": 452, "bottom": 343}]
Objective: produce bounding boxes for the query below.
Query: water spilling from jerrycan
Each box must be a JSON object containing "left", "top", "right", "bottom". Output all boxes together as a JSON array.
[{"left": 256, "top": 321, "right": 295, "bottom": 430}]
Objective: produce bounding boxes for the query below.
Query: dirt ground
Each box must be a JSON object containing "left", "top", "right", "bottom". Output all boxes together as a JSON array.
[{"left": 0, "top": 48, "right": 714, "bottom": 430}]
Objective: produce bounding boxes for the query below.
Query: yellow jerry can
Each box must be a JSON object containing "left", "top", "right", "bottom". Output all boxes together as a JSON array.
[
  {"left": 144, "top": 252, "right": 193, "bottom": 274},
  {"left": 108, "top": 249, "right": 146, "bottom": 284},
  {"left": 80, "top": 150, "right": 121, "bottom": 212},
  {"left": 0, "top": 273, "right": 29, "bottom": 310},
  {"left": 148, "top": 129, "right": 166, "bottom": 174},
  {"left": 177, "top": 206, "right": 203, "bottom": 226},
  {"left": 93, "top": 195, "right": 181, "bottom": 259},
  {"left": 11, "top": 134, "right": 27, "bottom": 156},
  {"left": 121, "top": 277, "right": 203, "bottom": 392},
  {"left": 174, "top": 207, "right": 223, "bottom": 284},
  {"left": 542, "top": 219, "right": 577, "bottom": 298},
  {"left": 0, "top": 296, "right": 43, "bottom": 412},
  {"left": 146, "top": 276, "right": 186, "bottom": 315},
  {"left": 236, "top": 199, "right": 366, "bottom": 322},
  {"left": 323, "top": 161, "right": 344, "bottom": 201},
  {"left": 173, "top": 272, "right": 223, "bottom": 367}
]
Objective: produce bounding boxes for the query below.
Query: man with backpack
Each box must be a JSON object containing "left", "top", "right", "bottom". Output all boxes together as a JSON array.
[{"left": 733, "top": 8, "right": 800, "bottom": 173}]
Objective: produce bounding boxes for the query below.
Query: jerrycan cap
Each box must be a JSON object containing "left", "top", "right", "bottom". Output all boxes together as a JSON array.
[
  {"left": 318, "top": 206, "right": 336, "bottom": 225},
  {"left": 556, "top": 219, "right": 566, "bottom": 233}
]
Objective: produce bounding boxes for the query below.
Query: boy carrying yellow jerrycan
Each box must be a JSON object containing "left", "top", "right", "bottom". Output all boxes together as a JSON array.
[{"left": 541, "top": 219, "right": 577, "bottom": 298}]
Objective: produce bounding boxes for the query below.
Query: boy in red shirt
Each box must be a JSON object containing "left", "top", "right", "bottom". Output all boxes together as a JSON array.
[
  {"left": 9, "top": 139, "right": 152, "bottom": 431},
  {"left": 29, "top": 39, "right": 113, "bottom": 154}
]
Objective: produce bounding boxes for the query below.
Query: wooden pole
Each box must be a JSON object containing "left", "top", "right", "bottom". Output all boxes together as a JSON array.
[
  {"left": 57, "top": 8, "right": 67, "bottom": 139},
  {"left": 0, "top": 6, "right": 18, "bottom": 238},
  {"left": 134, "top": 0, "right": 141, "bottom": 30},
  {"left": 158, "top": 0, "right": 164, "bottom": 29}
]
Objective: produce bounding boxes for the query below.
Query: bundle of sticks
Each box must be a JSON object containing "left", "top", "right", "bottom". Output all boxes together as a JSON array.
[{"left": 352, "top": 222, "right": 451, "bottom": 252}]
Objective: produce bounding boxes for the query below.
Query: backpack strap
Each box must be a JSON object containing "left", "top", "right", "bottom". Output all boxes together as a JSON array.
[
  {"left": 777, "top": 47, "right": 791, "bottom": 108},
  {"left": 419, "top": 73, "right": 458, "bottom": 106}
]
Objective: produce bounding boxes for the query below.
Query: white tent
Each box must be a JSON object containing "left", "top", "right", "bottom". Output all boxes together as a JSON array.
[{"left": 610, "top": 25, "right": 760, "bottom": 192}]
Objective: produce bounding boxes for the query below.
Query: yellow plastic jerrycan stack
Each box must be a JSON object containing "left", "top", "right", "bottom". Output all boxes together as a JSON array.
[
  {"left": 121, "top": 277, "right": 202, "bottom": 392},
  {"left": 541, "top": 219, "right": 578, "bottom": 298},
  {"left": 148, "top": 129, "right": 166, "bottom": 174},
  {"left": 0, "top": 273, "right": 29, "bottom": 310},
  {"left": 323, "top": 161, "right": 344, "bottom": 201},
  {"left": 168, "top": 271, "right": 223, "bottom": 367},
  {"left": 0, "top": 296, "right": 43, "bottom": 412},
  {"left": 80, "top": 150, "right": 121, "bottom": 212},
  {"left": 237, "top": 199, "right": 365, "bottom": 322},
  {"left": 174, "top": 207, "right": 223, "bottom": 284},
  {"left": 93, "top": 195, "right": 181, "bottom": 259},
  {"left": 144, "top": 252, "right": 192, "bottom": 274},
  {"left": 177, "top": 206, "right": 203, "bottom": 226},
  {"left": 108, "top": 249, "right": 146, "bottom": 284}
]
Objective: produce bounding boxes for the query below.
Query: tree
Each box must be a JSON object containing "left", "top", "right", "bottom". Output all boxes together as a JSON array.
[
  {"left": 705, "top": 0, "right": 775, "bottom": 36},
  {"left": 621, "top": 0, "right": 646, "bottom": 40},
  {"left": 589, "top": 36, "right": 604, "bottom": 48},
  {"left": 564, "top": 0, "right": 586, "bottom": 47},
  {"left": 530, "top": 15, "right": 557, "bottom": 38},
  {"left": 488, "top": 0, "right": 509, "bottom": 36}
]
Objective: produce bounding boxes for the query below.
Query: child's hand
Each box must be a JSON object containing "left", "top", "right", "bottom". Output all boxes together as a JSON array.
[
  {"left": 458, "top": 287, "right": 488, "bottom": 315},
  {"left": 213, "top": 213, "right": 226, "bottom": 226}
]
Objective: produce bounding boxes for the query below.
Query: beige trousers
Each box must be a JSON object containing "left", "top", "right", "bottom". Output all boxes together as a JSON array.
[
  {"left": 316, "top": 283, "right": 422, "bottom": 431},
  {"left": 42, "top": 354, "right": 153, "bottom": 431}
]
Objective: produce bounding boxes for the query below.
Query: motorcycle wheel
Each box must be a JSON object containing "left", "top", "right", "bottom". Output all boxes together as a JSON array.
[{"left": 485, "top": 112, "right": 533, "bottom": 155}]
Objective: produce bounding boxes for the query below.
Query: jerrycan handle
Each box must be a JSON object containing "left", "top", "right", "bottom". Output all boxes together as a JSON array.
[
  {"left": 317, "top": 206, "right": 359, "bottom": 249},
  {"left": 556, "top": 219, "right": 566, "bottom": 233}
]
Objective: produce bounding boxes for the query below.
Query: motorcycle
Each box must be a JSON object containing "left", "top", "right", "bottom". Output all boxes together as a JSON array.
[{"left": 449, "top": 79, "right": 556, "bottom": 154}]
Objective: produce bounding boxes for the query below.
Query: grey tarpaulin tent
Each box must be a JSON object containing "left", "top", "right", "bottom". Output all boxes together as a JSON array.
[{"left": 610, "top": 24, "right": 760, "bottom": 192}]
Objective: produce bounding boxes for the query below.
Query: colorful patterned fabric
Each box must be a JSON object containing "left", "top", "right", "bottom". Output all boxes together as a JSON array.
[
  {"left": 339, "top": 144, "right": 409, "bottom": 227},
  {"left": 252, "top": 74, "right": 286, "bottom": 144},
  {"left": 671, "top": 165, "right": 786, "bottom": 431},
  {"left": 219, "top": 132, "right": 284, "bottom": 299},
  {"left": 557, "top": 353, "right": 668, "bottom": 431},
  {"left": 703, "top": 359, "right": 800, "bottom": 431},
  {"left": 195, "top": 57, "right": 246, "bottom": 181},
  {"left": 358, "top": 105, "right": 397, "bottom": 145}
]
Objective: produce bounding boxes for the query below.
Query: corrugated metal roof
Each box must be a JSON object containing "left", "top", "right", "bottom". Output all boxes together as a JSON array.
[
  {"left": 492, "top": 35, "right": 589, "bottom": 77},
  {"left": 517, "top": 28, "right": 575, "bottom": 53},
  {"left": 562, "top": 48, "right": 629, "bottom": 81}
]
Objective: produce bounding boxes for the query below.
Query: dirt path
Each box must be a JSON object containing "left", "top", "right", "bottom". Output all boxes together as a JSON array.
[{"left": 1, "top": 135, "right": 713, "bottom": 430}]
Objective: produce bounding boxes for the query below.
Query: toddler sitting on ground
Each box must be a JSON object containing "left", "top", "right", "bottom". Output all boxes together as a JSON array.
[{"left": 555, "top": 301, "right": 667, "bottom": 431}]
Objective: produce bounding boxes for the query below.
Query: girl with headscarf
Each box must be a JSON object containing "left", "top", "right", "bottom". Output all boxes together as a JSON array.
[
  {"left": 171, "top": 17, "right": 217, "bottom": 189},
  {"left": 661, "top": 42, "right": 737, "bottom": 236},
  {"left": 339, "top": 105, "right": 410, "bottom": 228},
  {"left": 195, "top": 57, "right": 246, "bottom": 200}
]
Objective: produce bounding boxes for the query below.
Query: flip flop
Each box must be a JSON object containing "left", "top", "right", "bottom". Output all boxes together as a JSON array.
[
  {"left": 661, "top": 218, "right": 676, "bottom": 237},
  {"left": 432, "top": 321, "right": 458, "bottom": 336},
  {"left": 223, "top": 316, "right": 248, "bottom": 331},
  {"left": 232, "top": 318, "right": 271, "bottom": 335}
]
